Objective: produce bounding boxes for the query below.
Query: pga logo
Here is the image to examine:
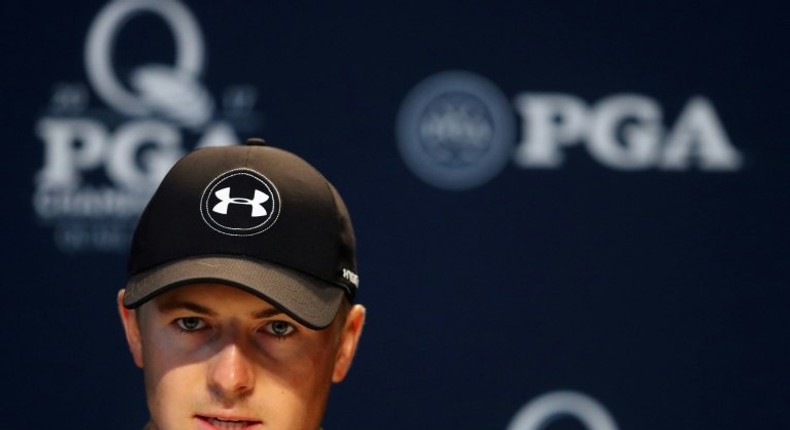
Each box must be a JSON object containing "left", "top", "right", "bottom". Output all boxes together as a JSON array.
[
  {"left": 515, "top": 93, "right": 741, "bottom": 171},
  {"left": 36, "top": 0, "right": 241, "bottom": 192},
  {"left": 398, "top": 71, "right": 743, "bottom": 190},
  {"left": 36, "top": 119, "right": 234, "bottom": 191},
  {"left": 32, "top": 0, "right": 259, "bottom": 253}
]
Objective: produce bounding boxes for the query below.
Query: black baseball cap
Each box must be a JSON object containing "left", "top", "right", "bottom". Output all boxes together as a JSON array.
[{"left": 123, "top": 138, "right": 358, "bottom": 330}]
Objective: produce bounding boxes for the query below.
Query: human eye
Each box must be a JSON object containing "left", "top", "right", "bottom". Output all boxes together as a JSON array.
[
  {"left": 263, "top": 320, "right": 296, "bottom": 339},
  {"left": 175, "top": 317, "right": 207, "bottom": 332}
]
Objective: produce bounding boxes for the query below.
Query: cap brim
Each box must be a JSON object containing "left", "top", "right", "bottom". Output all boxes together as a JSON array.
[{"left": 123, "top": 256, "right": 345, "bottom": 330}]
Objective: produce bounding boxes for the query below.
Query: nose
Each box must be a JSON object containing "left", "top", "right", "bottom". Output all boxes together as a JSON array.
[{"left": 207, "top": 342, "right": 255, "bottom": 401}]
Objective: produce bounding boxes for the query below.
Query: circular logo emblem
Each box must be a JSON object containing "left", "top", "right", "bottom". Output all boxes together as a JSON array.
[
  {"left": 507, "top": 391, "right": 618, "bottom": 430},
  {"left": 200, "top": 169, "right": 281, "bottom": 236},
  {"left": 397, "top": 70, "right": 515, "bottom": 190}
]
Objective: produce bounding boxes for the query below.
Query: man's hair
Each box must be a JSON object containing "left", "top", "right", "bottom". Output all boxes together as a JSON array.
[{"left": 333, "top": 298, "right": 352, "bottom": 329}]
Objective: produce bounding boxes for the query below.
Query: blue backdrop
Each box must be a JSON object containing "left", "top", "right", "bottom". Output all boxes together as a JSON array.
[{"left": 2, "top": 1, "right": 787, "bottom": 429}]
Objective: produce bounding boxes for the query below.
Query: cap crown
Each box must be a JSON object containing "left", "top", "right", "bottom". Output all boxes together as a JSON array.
[{"left": 128, "top": 143, "right": 358, "bottom": 298}]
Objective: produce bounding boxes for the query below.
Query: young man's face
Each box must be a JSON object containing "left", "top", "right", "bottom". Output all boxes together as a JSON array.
[{"left": 118, "top": 283, "right": 365, "bottom": 430}]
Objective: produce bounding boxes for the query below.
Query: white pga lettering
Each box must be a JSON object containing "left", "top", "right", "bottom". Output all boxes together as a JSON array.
[
  {"left": 514, "top": 94, "right": 742, "bottom": 170},
  {"left": 36, "top": 118, "right": 236, "bottom": 190}
]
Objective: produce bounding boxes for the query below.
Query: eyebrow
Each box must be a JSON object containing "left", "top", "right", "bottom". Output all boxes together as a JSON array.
[
  {"left": 252, "top": 308, "right": 285, "bottom": 319},
  {"left": 157, "top": 299, "right": 217, "bottom": 316},
  {"left": 156, "top": 298, "right": 285, "bottom": 319}
]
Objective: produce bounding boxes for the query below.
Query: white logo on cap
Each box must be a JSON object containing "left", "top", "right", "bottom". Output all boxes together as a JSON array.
[
  {"left": 212, "top": 187, "right": 270, "bottom": 217},
  {"left": 342, "top": 268, "right": 359, "bottom": 287},
  {"left": 200, "top": 169, "right": 281, "bottom": 237}
]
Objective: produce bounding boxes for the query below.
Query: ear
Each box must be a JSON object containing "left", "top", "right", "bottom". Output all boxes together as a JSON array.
[
  {"left": 117, "top": 289, "right": 144, "bottom": 368},
  {"left": 332, "top": 304, "right": 366, "bottom": 383}
]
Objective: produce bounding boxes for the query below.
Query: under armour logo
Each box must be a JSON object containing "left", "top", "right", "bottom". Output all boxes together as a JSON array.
[
  {"left": 212, "top": 187, "right": 270, "bottom": 217},
  {"left": 201, "top": 169, "right": 280, "bottom": 236}
]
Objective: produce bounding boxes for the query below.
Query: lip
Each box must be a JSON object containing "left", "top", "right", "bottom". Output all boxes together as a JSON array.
[{"left": 195, "top": 414, "right": 263, "bottom": 430}]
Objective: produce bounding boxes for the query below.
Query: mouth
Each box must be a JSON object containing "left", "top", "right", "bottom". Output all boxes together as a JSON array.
[{"left": 196, "top": 415, "right": 262, "bottom": 429}]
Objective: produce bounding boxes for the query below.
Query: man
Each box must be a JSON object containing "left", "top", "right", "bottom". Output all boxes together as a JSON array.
[{"left": 117, "top": 138, "right": 366, "bottom": 430}]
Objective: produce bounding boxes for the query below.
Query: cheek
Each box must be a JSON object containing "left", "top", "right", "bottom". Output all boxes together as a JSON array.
[
  {"left": 140, "top": 330, "right": 206, "bottom": 422},
  {"left": 144, "top": 364, "right": 207, "bottom": 429},
  {"left": 261, "top": 335, "right": 339, "bottom": 399},
  {"left": 141, "top": 326, "right": 191, "bottom": 376},
  {"left": 144, "top": 360, "right": 201, "bottom": 404}
]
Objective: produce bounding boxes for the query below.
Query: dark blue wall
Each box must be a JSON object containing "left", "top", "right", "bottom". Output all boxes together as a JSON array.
[{"left": 2, "top": 1, "right": 787, "bottom": 429}]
